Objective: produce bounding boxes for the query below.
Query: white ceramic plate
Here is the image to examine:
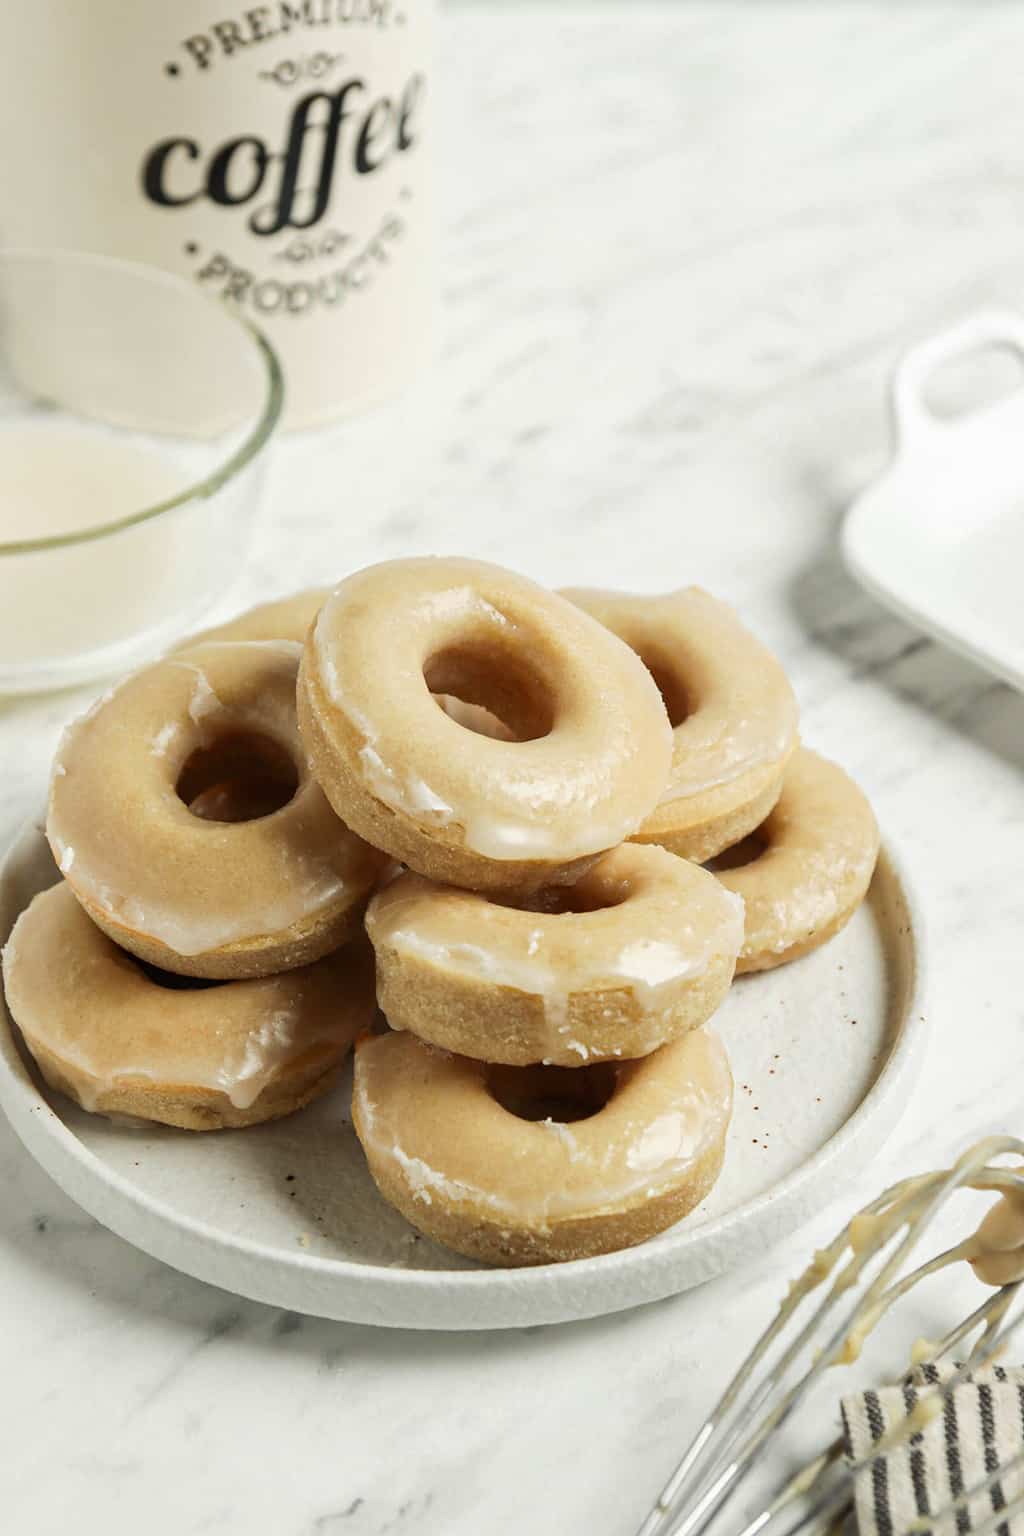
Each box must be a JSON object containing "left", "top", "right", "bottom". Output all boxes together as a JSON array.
[
  {"left": 0, "top": 813, "right": 924, "bottom": 1330},
  {"left": 843, "top": 309, "right": 1024, "bottom": 692}
]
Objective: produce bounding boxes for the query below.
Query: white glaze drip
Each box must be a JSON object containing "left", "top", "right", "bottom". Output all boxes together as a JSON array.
[
  {"left": 215, "top": 1007, "right": 301, "bottom": 1109},
  {"left": 25, "top": 999, "right": 338, "bottom": 1118},
  {"left": 172, "top": 662, "right": 224, "bottom": 726},
  {"left": 378, "top": 928, "right": 573, "bottom": 1052},
  {"left": 541, "top": 1119, "right": 582, "bottom": 1159},
  {"left": 453, "top": 766, "right": 634, "bottom": 861},
  {"left": 626, "top": 1108, "right": 703, "bottom": 1172},
  {"left": 389, "top": 1144, "right": 512, "bottom": 1212},
  {"left": 70, "top": 835, "right": 354, "bottom": 957},
  {"left": 751, "top": 841, "right": 878, "bottom": 954},
  {"left": 355, "top": 738, "right": 629, "bottom": 860},
  {"left": 374, "top": 883, "right": 743, "bottom": 1055},
  {"left": 358, "top": 744, "right": 454, "bottom": 824},
  {"left": 150, "top": 721, "right": 180, "bottom": 757},
  {"left": 610, "top": 931, "right": 733, "bottom": 999},
  {"left": 413, "top": 587, "right": 513, "bottom": 631}
]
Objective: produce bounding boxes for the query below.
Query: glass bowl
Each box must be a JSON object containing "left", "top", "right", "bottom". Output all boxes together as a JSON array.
[{"left": 0, "top": 250, "right": 283, "bottom": 693}]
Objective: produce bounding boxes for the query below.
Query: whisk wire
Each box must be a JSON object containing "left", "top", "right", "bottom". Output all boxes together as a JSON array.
[
  {"left": 635, "top": 1138, "right": 1024, "bottom": 1536},
  {"left": 650, "top": 1164, "right": 972, "bottom": 1536},
  {"left": 747, "top": 1286, "right": 1024, "bottom": 1536}
]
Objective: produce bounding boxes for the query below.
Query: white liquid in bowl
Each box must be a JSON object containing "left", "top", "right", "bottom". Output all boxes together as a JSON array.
[
  {"left": 0, "top": 416, "right": 261, "bottom": 692},
  {"left": 0, "top": 420, "right": 187, "bottom": 543}
]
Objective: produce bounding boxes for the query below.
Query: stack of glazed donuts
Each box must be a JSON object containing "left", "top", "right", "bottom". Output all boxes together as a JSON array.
[{"left": 2, "top": 556, "right": 880, "bottom": 1268}]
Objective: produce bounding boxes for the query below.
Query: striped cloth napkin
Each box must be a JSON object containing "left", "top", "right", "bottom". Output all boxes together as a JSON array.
[{"left": 842, "top": 1363, "right": 1024, "bottom": 1535}]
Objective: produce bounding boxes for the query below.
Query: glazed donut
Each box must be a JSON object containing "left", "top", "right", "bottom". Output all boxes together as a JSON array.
[
  {"left": 562, "top": 587, "right": 798, "bottom": 862},
  {"left": 366, "top": 844, "right": 743, "bottom": 1066},
  {"left": 180, "top": 586, "right": 329, "bottom": 648},
  {"left": 47, "top": 640, "right": 385, "bottom": 979},
  {"left": 352, "top": 1027, "right": 733, "bottom": 1265},
  {"left": 711, "top": 747, "right": 879, "bottom": 973},
  {"left": 298, "top": 557, "right": 673, "bottom": 893},
  {"left": 2, "top": 882, "right": 375, "bottom": 1129}
]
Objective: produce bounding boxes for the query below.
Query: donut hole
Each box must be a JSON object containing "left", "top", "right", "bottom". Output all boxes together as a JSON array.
[
  {"left": 424, "top": 644, "right": 555, "bottom": 743},
  {"left": 706, "top": 829, "right": 769, "bottom": 872},
  {"left": 176, "top": 731, "right": 299, "bottom": 823},
  {"left": 135, "top": 959, "right": 226, "bottom": 992},
  {"left": 511, "top": 878, "right": 633, "bottom": 916},
  {"left": 486, "top": 1061, "right": 619, "bottom": 1124},
  {"left": 640, "top": 650, "right": 690, "bottom": 728}
]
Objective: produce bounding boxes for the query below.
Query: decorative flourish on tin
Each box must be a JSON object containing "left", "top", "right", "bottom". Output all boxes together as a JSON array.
[
  {"left": 259, "top": 52, "right": 345, "bottom": 88},
  {"left": 274, "top": 229, "right": 352, "bottom": 264}
]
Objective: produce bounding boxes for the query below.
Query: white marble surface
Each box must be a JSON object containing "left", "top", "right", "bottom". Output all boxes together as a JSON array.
[{"left": 3, "top": 3, "right": 1024, "bottom": 1532}]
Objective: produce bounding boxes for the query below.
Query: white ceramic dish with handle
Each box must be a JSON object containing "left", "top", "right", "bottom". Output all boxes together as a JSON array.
[{"left": 843, "top": 309, "right": 1024, "bottom": 691}]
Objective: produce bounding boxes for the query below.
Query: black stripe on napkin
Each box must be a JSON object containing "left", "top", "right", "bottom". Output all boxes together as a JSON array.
[
  {"left": 943, "top": 1380, "right": 970, "bottom": 1535},
  {"left": 866, "top": 1389, "right": 894, "bottom": 1536},
  {"left": 978, "top": 1380, "right": 1009, "bottom": 1536},
  {"left": 903, "top": 1376, "right": 933, "bottom": 1528}
]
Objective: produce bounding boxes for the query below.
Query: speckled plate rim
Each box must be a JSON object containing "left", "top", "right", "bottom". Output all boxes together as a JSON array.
[{"left": 0, "top": 811, "right": 926, "bottom": 1331}]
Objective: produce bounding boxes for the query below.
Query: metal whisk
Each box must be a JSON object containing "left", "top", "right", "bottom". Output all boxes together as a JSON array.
[{"left": 633, "top": 1137, "right": 1024, "bottom": 1536}]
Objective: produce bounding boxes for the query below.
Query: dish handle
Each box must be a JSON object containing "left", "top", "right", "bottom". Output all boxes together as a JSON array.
[{"left": 892, "top": 308, "right": 1024, "bottom": 452}]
